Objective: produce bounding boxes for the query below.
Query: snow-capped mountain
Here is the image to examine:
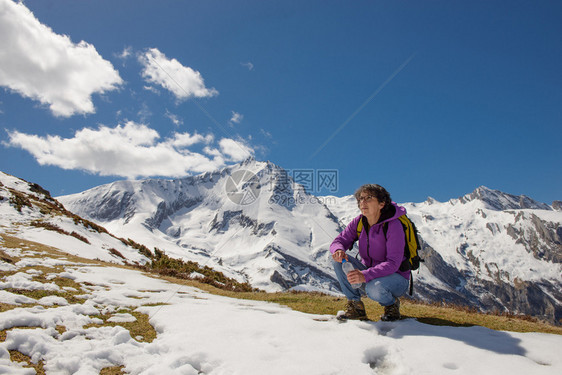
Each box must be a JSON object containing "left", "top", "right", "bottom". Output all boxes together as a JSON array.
[
  {"left": 31, "top": 160, "right": 562, "bottom": 324},
  {"left": 57, "top": 159, "right": 343, "bottom": 293}
]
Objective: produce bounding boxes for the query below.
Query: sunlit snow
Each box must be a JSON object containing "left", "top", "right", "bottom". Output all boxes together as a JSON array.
[{"left": 1, "top": 243, "right": 561, "bottom": 374}]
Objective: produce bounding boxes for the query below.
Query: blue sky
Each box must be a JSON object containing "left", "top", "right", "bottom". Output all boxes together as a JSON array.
[{"left": 1, "top": 0, "right": 560, "bottom": 204}]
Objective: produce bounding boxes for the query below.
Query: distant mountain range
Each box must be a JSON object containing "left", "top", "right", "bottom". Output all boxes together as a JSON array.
[{"left": 1, "top": 159, "right": 560, "bottom": 324}]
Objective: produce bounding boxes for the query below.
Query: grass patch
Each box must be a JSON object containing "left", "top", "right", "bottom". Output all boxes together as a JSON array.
[
  {"left": 5, "top": 268, "right": 87, "bottom": 304},
  {"left": 1, "top": 263, "right": 88, "bottom": 306},
  {"left": 9, "top": 350, "right": 46, "bottom": 374},
  {"left": 135, "top": 247, "right": 259, "bottom": 293},
  {"left": 0, "top": 248, "right": 17, "bottom": 264},
  {"left": 100, "top": 366, "right": 126, "bottom": 375},
  {"left": 2, "top": 327, "right": 46, "bottom": 373},
  {"left": 55, "top": 325, "right": 66, "bottom": 335},
  {"left": 142, "top": 302, "right": 170, "bottom": 307},
  {"left": 0, "top": 302, "right": 21, "bottom": 313},
  {"left": 109, "top": 248, "right": 126, "bottom": 259},
  {"left": 85, "top": 310, "right": 157, "bottom": 343},
  {"left": 5, "top": 288, "right": 86, "bottom": 305},
  {"left": 0, "top": 234, "right": 99, "bottom": 265},
  {"left": 8, "top": 190, "right": 32, "bottom": 212},
  {"left": 401, "top": 300, "right": 562, "bottom": 334},
  {"left": 29, "top": 221, "right": 90, "bottom": 244}
]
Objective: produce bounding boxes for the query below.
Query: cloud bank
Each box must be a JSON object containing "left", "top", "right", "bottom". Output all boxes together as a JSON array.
[
  {"left": 139, "top": 48, "right": 218, "bottom": 101},
  {"left": 6, "top": 123, "right": 254, "bottom": 178},
  {"left": 0, "top": 0, "right": 122, "bottom": 117}
]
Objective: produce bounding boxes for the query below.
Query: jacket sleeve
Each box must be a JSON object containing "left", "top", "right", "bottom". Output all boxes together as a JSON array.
[
  {"left": 329, "top": 215, "right": 361, "bottom": 254},
  {"left": 361, "top": 219, "right": 405, "bottom": 282}
]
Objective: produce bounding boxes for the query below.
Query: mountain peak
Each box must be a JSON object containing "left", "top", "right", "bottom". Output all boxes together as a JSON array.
[{"left": 460, "top": 186, "right": 551, "bottom": 211}]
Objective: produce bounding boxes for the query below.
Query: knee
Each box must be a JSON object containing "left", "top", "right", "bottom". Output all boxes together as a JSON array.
[
  {"left": 365, "top": 280, "right": 387, "bottom": 303},
  {"left": 332, "top": 260, "right": 345, "bottom": 277}
]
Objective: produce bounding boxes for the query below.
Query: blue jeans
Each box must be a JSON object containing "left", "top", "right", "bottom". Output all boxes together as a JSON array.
[{"left": 332, "top": 257, "right": 409, "bottom": 306}]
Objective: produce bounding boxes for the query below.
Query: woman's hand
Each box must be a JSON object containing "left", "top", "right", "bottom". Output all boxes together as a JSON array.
[
  {"left": 332, "top": 249, "right": 348, "bottom": 263},
  {"left": 347, "top": 270, "right": 366, "bottom": 284}
]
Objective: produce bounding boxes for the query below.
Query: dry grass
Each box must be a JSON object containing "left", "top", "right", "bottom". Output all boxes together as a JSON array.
[
  {"left": 1, "top": 328, "right": 46, "bottom": 373},
  {"left": 0, "top": 302, "right": 24, "bottom": 313},
  {"left": 100, "top": 366, "right": 126, "bottom": 375},
  {"left": 9, "top": 350, "right": 46, "bottom": 374},
  {"left": 4, "top": 264, "right": 89, "bottom": 306},
  {"left": 84, "top": 309, "right": 157, "bottom": 343},
  {"left": 0, "top": 233, "right": 100, "bottom": 265}
]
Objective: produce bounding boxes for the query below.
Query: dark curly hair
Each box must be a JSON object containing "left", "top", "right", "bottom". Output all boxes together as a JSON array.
[{"left": 354, "top": 184, "right": 392, "bottom": 212}]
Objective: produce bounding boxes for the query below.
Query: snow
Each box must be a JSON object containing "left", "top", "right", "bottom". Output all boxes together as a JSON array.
[
  {"left": 0, "top": 290, "right": 36, "bottom": 305},
  {"left": 1, "top": 243, "right": 561, "bottom": 374},
  {"left": 0, "top": 272, "right": 60, "bottom": 292},
  {"left": 107, "top": 313, "right": 136, "bottom": 323}
]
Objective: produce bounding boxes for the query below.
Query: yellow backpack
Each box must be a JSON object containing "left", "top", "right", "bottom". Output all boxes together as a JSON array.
[{"left": 357, "top": 214, "right": 422, "bottom": 295}]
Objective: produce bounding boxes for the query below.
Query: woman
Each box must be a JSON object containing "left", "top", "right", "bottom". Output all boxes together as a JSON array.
[{"left": 330, "top": 184, "right": 410, "bottom": 321}]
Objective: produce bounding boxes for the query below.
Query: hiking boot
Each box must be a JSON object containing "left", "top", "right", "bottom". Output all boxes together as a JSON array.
[
  {"left": 381, "top": 298, "right": 401, "bottom": 321},
  {"left": 337, "top": 300, "right": 368, "bottom": 321}
]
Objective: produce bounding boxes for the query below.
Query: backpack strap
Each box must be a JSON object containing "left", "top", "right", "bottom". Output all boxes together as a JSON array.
[
  {"left": 409, "top": 274, "right": 414, "bottom": 296},
  {"left": 356, "top": 216, "right": 363, "bottom": 239},
  {"left": 356, "top": 215, "right": 370, "bottom": 239}
]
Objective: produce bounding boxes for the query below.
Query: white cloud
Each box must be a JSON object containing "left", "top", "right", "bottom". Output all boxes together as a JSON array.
[
  {"left": 137, "top": 103, "right": 152, "bottom": 123},
  {"left": 143, "top": 85, "right": 161, "bottom": 95},
  {"left": 139, "top": 48, "right": 218, "bottom": 101},
  {"left": 241, "top": 62, "right": 254, "bottom": 71},
  {"left": 117, "top": 46, "right": 133, "bottom": 60},
  {"left": 229, "top": 111, "right": 244, "bottom": 125},
  {"left": 167, "top": 132, "right": 213, "bottom": 148},
  {"left": 219, "top": 138, "right": 254, "bottom": 162},
  {"left": 260, "top": 129, "right": 273, "bottom": 139},
  {"left": 165, "top": 110, "right": 183, "bottom": 127},
  {"left": 5, "top": 122, "right": 253, "bottom": 178},
  {"left": 0, "top": 0, "right": 122, "bottom": 117}
]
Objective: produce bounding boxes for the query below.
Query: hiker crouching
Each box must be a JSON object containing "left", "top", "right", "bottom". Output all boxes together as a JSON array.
[{"left": 330, "top": 184, "right": 410, "bottom": 321}]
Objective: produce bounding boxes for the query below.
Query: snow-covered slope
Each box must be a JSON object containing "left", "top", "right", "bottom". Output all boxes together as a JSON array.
[
  {"left": 0, "top": 172, "right": 148, "bottom": 265},
  {"left": 2, "top": 237, "right": 561, "bottom": 374}
]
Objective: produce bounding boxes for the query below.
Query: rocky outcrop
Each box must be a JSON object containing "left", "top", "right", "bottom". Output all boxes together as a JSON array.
[
  {"left": 209, "top": 210, "right": 275, "bottom": 237},
  {"left": 266, "top": 244, "right": 338, "bottom": 291},
  {"left": 144, "top": 195, "right": 202, "bottom": 229},
  {"left": 505, "top": 212, "right": 562, "bottom": 263}
]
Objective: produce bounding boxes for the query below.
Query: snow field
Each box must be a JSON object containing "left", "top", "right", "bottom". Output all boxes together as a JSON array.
[{"left": 1, "top": 240, "right": 561, "bottom": 374}]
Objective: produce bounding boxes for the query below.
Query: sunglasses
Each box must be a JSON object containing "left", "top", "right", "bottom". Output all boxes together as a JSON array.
[{"left": 357, "top": 195, "right": 376, "bottom": 203}]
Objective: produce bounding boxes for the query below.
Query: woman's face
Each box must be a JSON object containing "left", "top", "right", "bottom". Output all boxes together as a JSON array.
[{"left": 358, "top": 192, "right": 385, "bottom": 217}]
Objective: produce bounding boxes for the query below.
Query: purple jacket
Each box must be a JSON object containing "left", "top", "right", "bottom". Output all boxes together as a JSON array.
[{"left": 330, "top": 202, "right": 410, "bottom": 283}]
